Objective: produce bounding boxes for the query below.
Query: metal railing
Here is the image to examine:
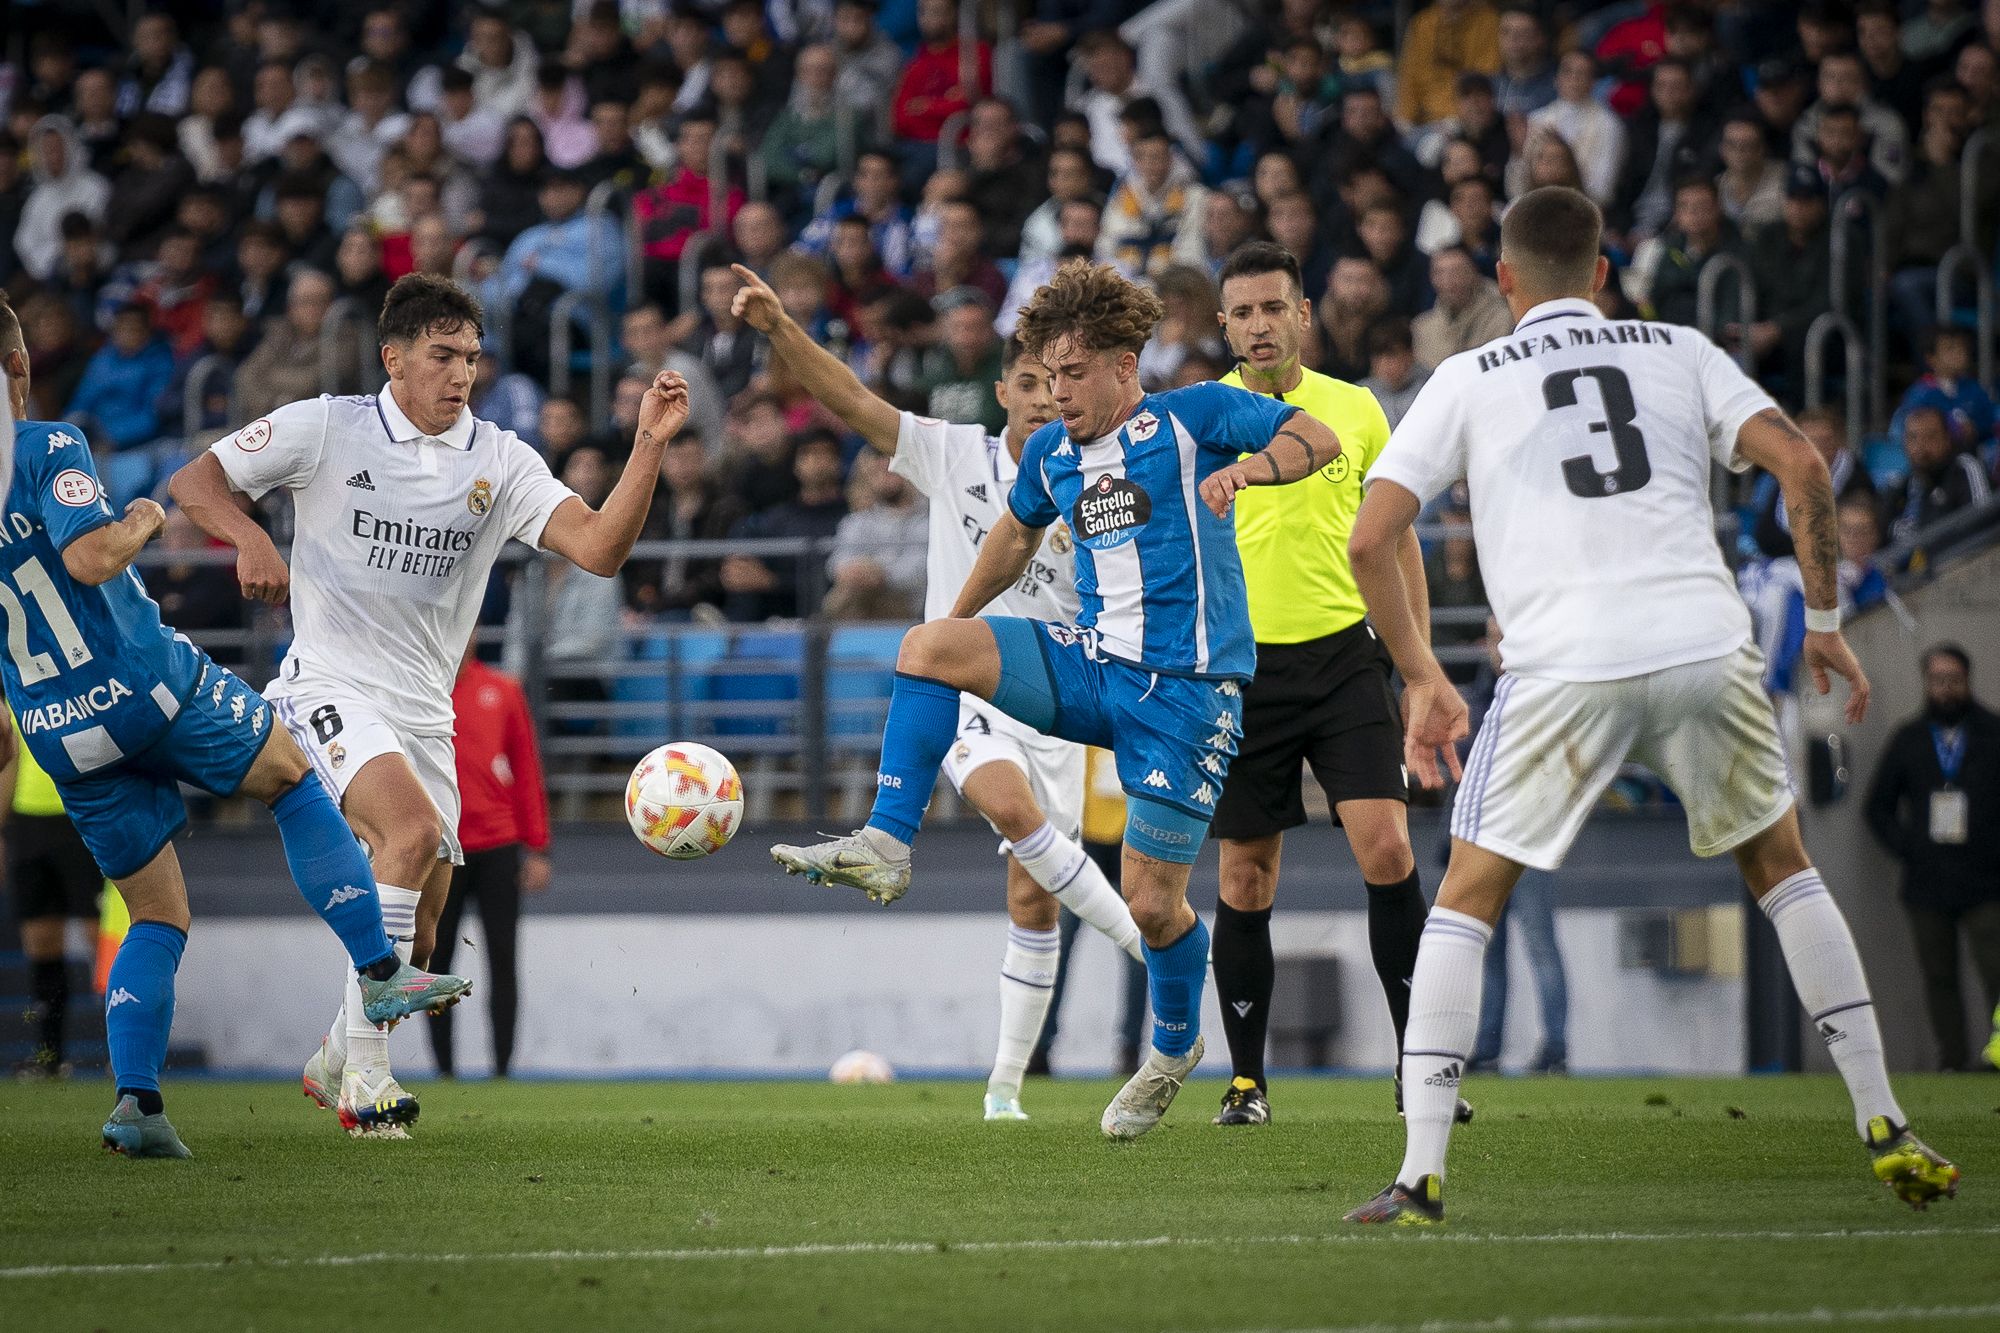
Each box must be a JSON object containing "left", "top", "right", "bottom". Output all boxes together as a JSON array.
[
  {"left": 1830, "top": 188, "right": 1888, "bottom": 430},
  {"left": 181, "top": 353, "right": 235, "bottom": 438},
  {"left": 1803, "top": 310, "right": 1868, "bottom": 446},
  {"left": 935, "top": 109, "right": 972, "bottom": 171},
  {"left": 1695, "top": 254, "right": 1757, "bottom": 376}
]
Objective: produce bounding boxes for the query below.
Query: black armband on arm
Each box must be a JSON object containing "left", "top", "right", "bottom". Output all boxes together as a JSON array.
[{"left": 1276, "top": 427, "right": 1322, "bottom": 474}]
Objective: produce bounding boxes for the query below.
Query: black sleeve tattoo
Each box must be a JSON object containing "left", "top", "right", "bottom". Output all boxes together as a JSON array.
[
  {"left": 1276, "top": 426, "right": 1322, "bottom": 474},
  {"left": 1262, "top": 450, "right": 1284, "bottom": 482}
]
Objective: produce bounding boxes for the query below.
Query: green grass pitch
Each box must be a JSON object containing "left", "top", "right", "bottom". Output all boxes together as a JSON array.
[{"left": 3, "top": 1074, "right": 1996, "bottom": 1331}]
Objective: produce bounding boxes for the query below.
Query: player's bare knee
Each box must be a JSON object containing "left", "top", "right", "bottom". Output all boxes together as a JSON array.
[
  {"left": 239, "top": 728, "right": 311, "bottom": 804},
  {"left": 895, "top": 621, "right": 955, "bottom": 679},
  {"left": 372, "top": 820, "right": 442, "bottom": 887},
  {"left": 984, "top": 796, "right": 1044, "bottom": 844},
  {"left": 1218, "top": 854, "right": 1277, "bottom": 912},
  {"left": 1350, "top": 828, "right": 1415, "bottom": 884},
  {"left": 1735, "top": 814, "right": 1812, "bottom": 898},
  {"left": 1007, "top": 880, "right": 1060, "bottom": 931}
]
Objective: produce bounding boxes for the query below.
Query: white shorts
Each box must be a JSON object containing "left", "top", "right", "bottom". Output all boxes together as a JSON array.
[
  {"left": 266, "top": 671, "right": 463, "bottom": 865},
  {"left": 940, "top": 697, "right": 1086, "bottom": 852},
  {"left": 1451, "top": 643, "right": 1794, "bottom": 871}
]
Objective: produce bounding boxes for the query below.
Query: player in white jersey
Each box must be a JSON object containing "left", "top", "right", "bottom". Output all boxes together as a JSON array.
[
  {"left": 728, "top": 264, "right": 1143, "bottom": 1120},
  {"left": 1338, "top": 187, "right": 1957, "bottom": 1226},
  {"left": 169, "top": 275, "right": 690, "bottom": 1136}
]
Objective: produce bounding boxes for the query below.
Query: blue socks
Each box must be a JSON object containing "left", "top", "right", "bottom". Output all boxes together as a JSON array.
[
  {"left": 107, "top": 921, "right": 186, "bottom": 1109},
  {"left": 1144, "top": 916, "right": 1211, "bottom": 1058},
  {"left": 272, "top": 773, "right": 394, "bottom": 971},
  {"left": 865, "top": 673, "right": 961, "bottom": 845}
]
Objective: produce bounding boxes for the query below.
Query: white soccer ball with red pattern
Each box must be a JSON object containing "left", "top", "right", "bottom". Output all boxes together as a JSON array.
[{"left": 625, "top": 742, "right": 744, "bottom": 859}]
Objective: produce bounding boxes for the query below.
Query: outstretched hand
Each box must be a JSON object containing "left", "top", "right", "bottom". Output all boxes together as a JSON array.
[
  {"left": 1402, "top": 675, "right": 1470, "bottom": 789},
  {"left": 1802, "top": 630, "right": 1872, "bottom": 725},
  {"left": 729, "top": 264, "right": 785, "bottom": 334},
  {"left": 636, "top": 370, "right": 690, "bottom": 446}
]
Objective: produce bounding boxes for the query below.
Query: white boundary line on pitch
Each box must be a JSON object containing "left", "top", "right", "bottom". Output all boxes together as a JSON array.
[
  {"left": 3, "top": 1224, "right": 1996, "bottom": 1281},
  {"left": 1207, "top": 1305, "right": 2000, "bottom": 1333}
]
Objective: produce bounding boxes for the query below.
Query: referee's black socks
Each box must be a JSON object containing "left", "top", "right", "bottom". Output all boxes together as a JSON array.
[
  {"left": 1366, "top": 868, "right": 1430, "bottom": 1052},
  {"left": 1212, "top": 899, "right": 1275, "bottom": 1090}
]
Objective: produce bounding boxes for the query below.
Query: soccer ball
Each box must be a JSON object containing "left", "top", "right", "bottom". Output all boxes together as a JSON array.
[
  {"left": 829, "top": 1050, "right": 895, "bottom": 1084},
  {"left": 625, "top": 742, "right": 743, "bottom": 859}
]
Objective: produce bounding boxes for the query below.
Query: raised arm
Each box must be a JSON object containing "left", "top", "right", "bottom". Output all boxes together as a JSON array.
[
  {"left": 730, "top": 263, "right": 901, "bottom": 455},
  {"left": 1349, "top": 478, "right": 1466, "bottom": 787},
  {"left": 948, "top": 508, "right": 1044, "bottom": 619},
  {"left": 1735, "top": 406, "right": 1870, "bottom": 723},
  {"left": 167, "top": 453, "right": 293, "bottom": 604},
  {"left": 62, "top": 498, "right": 167, "bottom": 587},
  {"left": 1197, "top": 409, "right": 1343, "bottom": 517},
  {"left": 539, "top": 371, "right": 689, "bottom": 577}
]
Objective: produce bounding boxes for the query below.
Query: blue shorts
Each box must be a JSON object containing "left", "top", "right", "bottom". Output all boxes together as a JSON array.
[
  {"left": 985, "top": 617, "right": 1245, "bottom": 863},
  {"left": 55, "top": 659, "right": 272, "bottom": 881}
]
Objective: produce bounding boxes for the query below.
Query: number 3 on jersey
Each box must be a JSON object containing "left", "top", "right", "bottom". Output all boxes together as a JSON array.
[{"left": 1543, "top": 366, "right": 1651, "bottom": 499}]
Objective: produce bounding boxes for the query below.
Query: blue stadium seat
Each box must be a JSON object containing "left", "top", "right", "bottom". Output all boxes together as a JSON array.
[
  {"left": 826, "top": 625, "right": 905, "bottom": 747},
  {"left": 711, "top": 630, "right": 803, "bottom": 738}
]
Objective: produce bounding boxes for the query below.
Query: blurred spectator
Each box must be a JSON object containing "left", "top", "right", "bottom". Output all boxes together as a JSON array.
[
  {"left": 918, "top": 289, "right": 1007, "bottom": 431},
  {"left": 529, "top": 66, "right": 595, "bottom": 169},
  {"left": 1072, "top": 32, "right": 1202, "bottom": 177},
  {"left": 1612, "top": 58, "right": 1717, "bottom": 244},
  {"left": 15, "top": 117, "right": 111, "bottom": 281},
  {"left": 72, "top": 66, "right": 127, "bottom": 170},
  {"left": 762, "top": 43, "right": 863, "bottom": 207},
  {"left": 1413, "top": 245, "right": 1511, "bottom": 367},
  {"left": 271, "top": 171, "right": 342, "bottom": 273},
  {"left": 262, "top": 119, "right": 367, "bottom": 234},
  {"left": 1096, "top": 131, "right": 1208, "bottom": 279},
  {"left": 111, "top": 227, "right": 215, "bottom": 361},
  {"left": 538, "top": 396, "right": 591, "bottom": 469},
  {"left": 1856, "top": 1, "right": 1926, "bottom": 131},
  {"left": 1199, "top": 190, "right": 1257, "bottom": 274},
  {"left": 824, "top": 451, "right": 928, "bottom": 620},
  {"left": 399, "top": 113, "right": 484, "bottom": 234},
  {"left": 963, "top": 99, "right": 1045, "bottom": 260},
  {"left": 1320, "top": 256, "right": 1391, "bottom": 382},
  {"left": 233, "top": 219, "right": 292, "bottom": 325},
  {"left": 468, "top": 357, "right": 545, "bottom": 449},
  {"left": 331, "top": 59, "right": 410, "bottom": 195},
  {"left": 710, "top": 50, "right": 781, "bottom": 160},
  {"left": 66, "top": 304, "right": 175, "bottom": 501},
  {"left": 46, "top": 213, "right": 113, "bottom": 330},
  {"left": 721, "top": 390, "right": 801, "bottom": 514},
  {"left": 1864, "top": 644, "right": 1999, "bottom": 1071},
  {"left": 504, "top": 446, "right": 623, "bottom": 706},
  {"left": 234, "top": 268, "right": 344, "bottom": 422},
  {"left": 486, "top": 169, "right": 624, "bottom": 380},
  {"left": 911, "top": 199, "right": 1008, "bottom": 305},
  {"left": 1265, "top": 194, "right": 1331, "bottom": 309},
  {"left": 1887, "top": 82, "right": 1995, "bottom": 348},
  {"left": 151, "top": 506, "right": 246, "bottom": 641},
  {"left": 686, "top": 263, "right": 764, "bottom": 400},
  {"left": 1359, "top": 318, "right": 1429, "bottom": 427},
  {"left": 335, "top": 226, "right": 394, "bottom": 322},
  {"left": 833, "top": 0, "right": 906, "bottom": 135},
  {"left": 1750, "top": 406, "right": 1878, "bottom": 560},
  {"left": 1333, "top": 13, "right": 1398, "bottom": 105},
  {"left": 434, "top": 66, "right": 509, "bottom": 167},
  {"left": 1956, "top": 43, "right": 2000, "bottom": 132},
  {"left": 1889, "top": 405, "right": 1993, "bottom": 545},
  {"left": 476, "top": 118, "right": 553, "bottom": 248},
  {"left": 1018, "top": 147, "right": 1102, "bottom": 267},
  {"left": 413, "top": 9, "right": 538, "bottom": 122},
  {"left": 1416, "top": 74, "right": 1510, "bottom": 181},
  {"left": 891, "top": 0, "right": 993, "bottom": 168},
  {"left": 1000, "top": 199, "right": 1102, "bottom": 337},
  {"left": 1397, "top": 0, "right": 1501, "bottom": 131},
  {"left": 661, "top": 6, "right": 719, "bottom": 112},
  {"left": 1137, "top": 265, "right": 1226, "bottom": 390},
  {"left": 719, "top": 0, "right": 795, "bottom": 112},
  {"left": 1313, "top": 86, "right": 1428, "bottom": 218},
  {"left": 567, "top": 0, "right": 645, "bottom": 106},
  {"left": 1629, "top": 178, "right": 1743, "bottom": 326},
  {"left": 1738, "top": 167, "right": 1835, "bottom": 399},
  {"left": 104, "top": 113, "right": 194, "bottom": 252},
  {"left": 1240, "top": 35, "right": 1343, "bottom": 159},
  {"left": 799, "top": 148, "right": 915, "bottom": 277},
  {"left": 120, "top": 13, "right": 195, "bottom": 118},
  {"left": 1716, "top": 112, "right": 1787, "bottom": 235},
  {"left": 1892, "top": 328, "right": 1996, "bottom": 461},
  {"left": 1493, "top": 4, "right": 1557, "bottom": 127},
  {"left": 629, "top": 432, "right": 749, "bottom": 615},
  {"left": 635, "top": 113, "right": 747, "bottom": 304},
  {"left": 18, "top": 295, "right": 90, "bottom": 421},
  {"left": 731, "top": 202, "right": 790, "bottom": 276},
  {"left": 164, "top": 292, "right": 256, "bottom": 437},
  {"left": 1446, "top": 175, "right": 1502, "bottom": 276},
  {"left": 722, "top": 429, "right": 850, "bottom": 620},
  {"left": 1904, "top": 1, "right": 1981, "bottom": 69},
  {"left": 177, "top": 185, "right": 237, "bottom": 274},
  {"left": 622, "top": 304, "right": 726, "bottom": 453},
  {"left": 1750, "top": 58, "right": 1812, "bottom": 152},
  {"left": 1792, "top": 50, "right": 1909, "bottom": 186},
  {"left": 242, "top": 60, "right": 302, "bottom": 164},
  {"left": 1809, "top": 104, "right": 1890, "bottom": 205},
  {"left": 1524, "top": 52, "right": 1625, "bottom": 205},
  {"left": 1356, "top": 202, "right": 1430, "bottom": 318},
  {"left": 356, "top": 6, "right": 423, "bottom": 88}
]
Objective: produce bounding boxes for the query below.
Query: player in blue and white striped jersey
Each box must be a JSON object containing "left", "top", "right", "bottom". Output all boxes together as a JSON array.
[{"left": 774, "top": 261, "right": 1344, "bottom": 1138}]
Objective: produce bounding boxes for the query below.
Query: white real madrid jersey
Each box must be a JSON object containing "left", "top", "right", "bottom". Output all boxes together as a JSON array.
[
  {"left": 213, "top": 390, "right": 577, "bottom": 733},
  {"left": 888, "top": 413, "right": 1080, "bottom": 625},
  {"left": 1368, "top": 297, "right": 1777, "bottom": 683}
]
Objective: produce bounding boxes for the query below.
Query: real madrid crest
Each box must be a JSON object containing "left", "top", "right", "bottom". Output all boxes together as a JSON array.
[
  {"left": 468, "top": 477, "right": 493, "bottom": 516},
  {"left": 327, "top": 741, "right": 347, "bottom": 770},
  {"left": 1049, "top": 523, "right": 1073, "bottom": 555}
]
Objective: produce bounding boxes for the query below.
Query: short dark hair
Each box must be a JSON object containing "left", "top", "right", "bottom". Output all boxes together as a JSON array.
[
  {"left": 377, "top": 273, "right": 484, "bottom": 346},
  {"left": 1217, "top": 241, "right": 1304, "bottom": 300},
  {"left": 1499, "top": 186, "right": 1602, "bottom": 293},
  {"left": 0, "top": 290, "right": 22, "bottom": 363},
  {"left": 1367, "top": 317, "right": 1413, "bottom": 358},
  {"left": 1000, "top": 334, "right": 1033, "bottom": 370},
  {"left": 1923, "top": 643, "right": 1971, "bottom": 676}
]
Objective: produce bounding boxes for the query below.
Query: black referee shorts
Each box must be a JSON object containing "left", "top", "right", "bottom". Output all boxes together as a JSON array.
[
  {"left": 7, "top": 814, "right": 104, "bottom": 921},
  {"left": 1209, "top": 622, "right": 1408, "bottom": 842}
]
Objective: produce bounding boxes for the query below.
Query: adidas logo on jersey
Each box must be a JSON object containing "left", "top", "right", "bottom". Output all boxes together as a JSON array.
[
  {"left": 1818, "top": 1021, "right": 1847, "bottom": 1046},
  {"left": 346, "top": 470, "right": 376, "bottom": 490},
  {"left": 326, "top": 884, "right": 369, "bottom": 909},
  {"left": 1141, "top": 770, "right": 1171, "bottom": 790},
  {"left": 1192, "top": 782, "right": 1215, "bottom": 806},
  {"left": 1424, "top": 1061, "right": 1463, "bottom": 1088},
  {"left": 106, "top": 987, "right": 139, "bottom": 1010},
  {"left": 965, "top": 483, "right": 989, "bottom": 503}
]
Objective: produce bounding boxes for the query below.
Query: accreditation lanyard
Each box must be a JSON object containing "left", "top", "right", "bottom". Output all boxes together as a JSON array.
[{"left": 1928, "top": 726, "right": 1970, "bottom": 846}]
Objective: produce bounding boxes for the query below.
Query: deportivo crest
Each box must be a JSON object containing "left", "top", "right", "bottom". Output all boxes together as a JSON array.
[
  {"left": 1127, "top": 410, "right": 1160, "bottom": 442},
  {"left": 1072, "top": 474, "right": 1151, "bottom": 550},
  {"left": 468, "top": 478, "right": 493, "bottom": 516}
]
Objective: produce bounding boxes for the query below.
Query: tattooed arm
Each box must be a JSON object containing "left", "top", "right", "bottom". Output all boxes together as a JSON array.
[
  {"left": 1198, "top": 412, "right": 1344, "bottom": 516},
  {"left": 1736, "top": 406, "right": 1871, "bottom": 722}
]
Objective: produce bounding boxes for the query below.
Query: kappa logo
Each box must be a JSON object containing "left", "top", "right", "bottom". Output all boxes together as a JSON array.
[
  {"left": 952, "top": 742, "right": 971, "bottom": 763},
  {"left": 964, "top": 483, "right": 989, "bottom": 503},
  {"left": 230, "top": 694, "right": 247, "bottom": 724},
  {"left": 106, "top": 987, "right": 139, "bottom": 1010},
  {"left": 1215, "top": 712, "right": 1237, "bottom": 731},
  {"left": 1127, "top": 410, "right": 1159, "bottom": 442},
  {"left": 210, "top": 678, "right": 227, "bottom": 708},
  {"left": 345, "top": 470, "right": 376, "bottom": 490},
  {"left": 1818, "top": 1021, "right": 1847, "bottom": 1046},
  {"left": 1231, "top": 1001, "right": 1254, "bottom": 1017},
  {"left": 1053, "top": 438, "right": 1075, "bottom": 458},
  {"left": 1192, "top": 782, "right": 1216, "bottom": 807},
  {"left": 1141, "top": 769, "right": 1172, "bottom": 790},
  {"left": 45, "top": 430, "right": 78, "bottom": 453},
  {"left": 251, "top": 706, "right": 267, "bottom": 736},
  {"left": 1199, "top": 753, "right": 1226, "bottom": 776},
  {"left": 326, "top": 884, "right": 369, "bottom": 908},
  {"left": 1216, "top": 681, "right": 1240, "bottom": 697},
  {"left": 1206, "top": 730, "right": 1232, "bottom": 749},
  {"left": 1424, "top": 1061, "right": 1463, "bottom": 1088}
]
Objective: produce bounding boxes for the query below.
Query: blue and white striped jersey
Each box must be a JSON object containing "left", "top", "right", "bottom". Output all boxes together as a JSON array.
[
  {"left": 1007, "top": 382, "right": 1299, "bottom": 680},
  {"left": 1, "top": 421, "right": 204, "bottom": 780}
]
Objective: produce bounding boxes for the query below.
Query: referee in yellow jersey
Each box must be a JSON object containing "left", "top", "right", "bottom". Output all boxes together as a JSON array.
[{"left": 1206, "top": 243, "right": 1470, "bottom": 1127}]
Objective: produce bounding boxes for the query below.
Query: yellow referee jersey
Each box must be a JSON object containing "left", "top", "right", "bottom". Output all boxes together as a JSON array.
[
  {"left": 1223, "top": 365, "right": 1392, "bottom": 644},
  {"left": 8, "top": 711, "right": 65, "bottom": 816}
]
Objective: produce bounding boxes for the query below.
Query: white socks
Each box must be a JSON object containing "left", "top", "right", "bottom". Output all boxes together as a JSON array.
[
  {"left": 1397, "top": 907, "right": 1492, "bottom": 1189},
  {"left": 1010, "top": 823, "right": 1143, "bottom": 961},
  {"left": 990, "top": 924, "right": 1061, "bottom": 1100},
  {"left": 1759, "top": 869, "right": 1905, "bottom": 1138},
  {"left": 330, "top": 885, "right": 420, "bottom": 1079}
]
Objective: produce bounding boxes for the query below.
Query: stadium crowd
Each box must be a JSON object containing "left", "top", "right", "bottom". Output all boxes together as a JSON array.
[{"left": 3, "top": 0, "right": 1998, "bottom": 660}]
